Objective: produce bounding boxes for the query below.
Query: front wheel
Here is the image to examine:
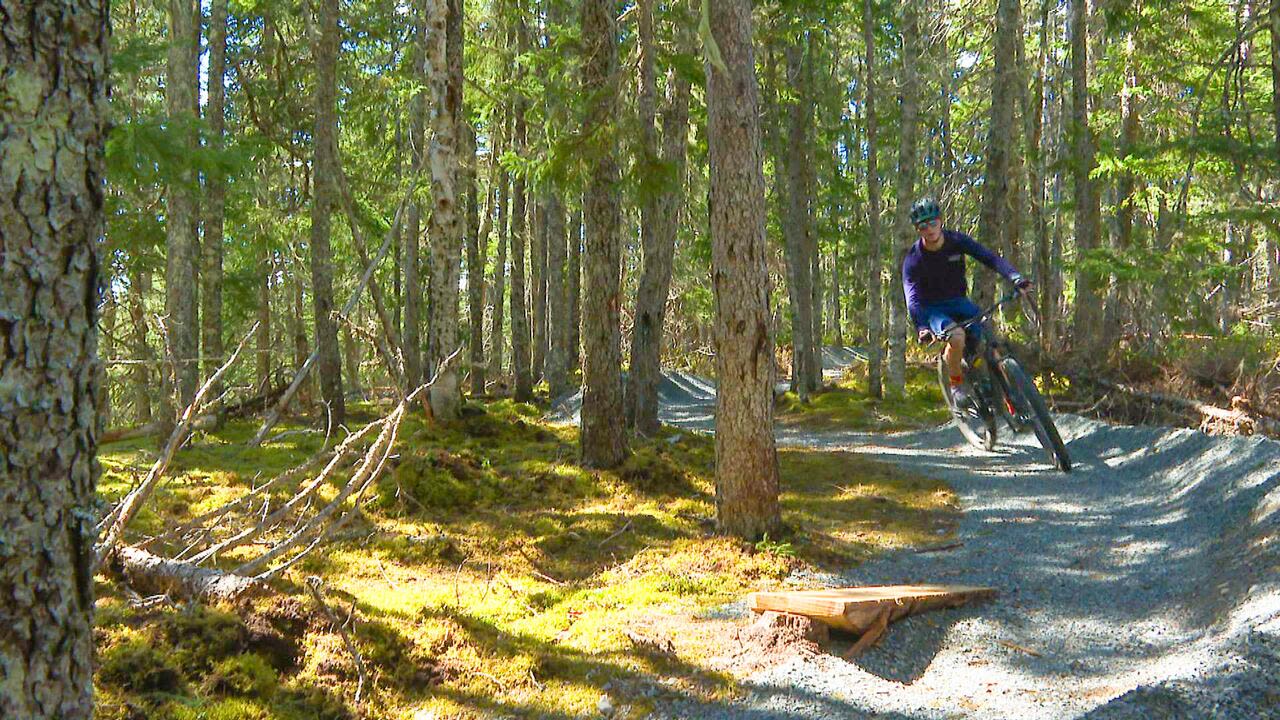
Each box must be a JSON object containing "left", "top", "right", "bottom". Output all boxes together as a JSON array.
[
  {"left": 999, "top": 358, "right": 1071, "bottom": 472},
  {"left": 939, "top": 355, "right": 997, "bottom": 451}
]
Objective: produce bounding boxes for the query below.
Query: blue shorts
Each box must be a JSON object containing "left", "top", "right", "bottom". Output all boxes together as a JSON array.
[{"left": 917, "top": 297, "right": 984, "bottom": 341}]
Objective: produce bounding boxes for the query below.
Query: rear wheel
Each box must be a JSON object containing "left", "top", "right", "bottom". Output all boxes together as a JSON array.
[
  {"left": 1000, "top": 358, "right": 1071, "bottom": 472},
  {"left": 938, "top": 355, "right": 998, "bottom": 451}
]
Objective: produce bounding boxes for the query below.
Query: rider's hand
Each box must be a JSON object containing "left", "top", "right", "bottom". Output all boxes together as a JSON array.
[
  {"left": 1011, "top": 274, "right": 1034, "bottom": 295},
  {"left": 917, "top": 328, "right": 935, "bottom": 344}
]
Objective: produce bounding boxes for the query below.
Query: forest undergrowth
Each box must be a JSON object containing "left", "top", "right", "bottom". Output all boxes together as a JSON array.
[{"left": 95, "top": 399, "right": 957, "bottom": 719}]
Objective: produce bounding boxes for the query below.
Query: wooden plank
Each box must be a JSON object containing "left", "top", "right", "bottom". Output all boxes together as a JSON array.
[{"left": 748, "top": 585, "right": 997, "bottom": 633}]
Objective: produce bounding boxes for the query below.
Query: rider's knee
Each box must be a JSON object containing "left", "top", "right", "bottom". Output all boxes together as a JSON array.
[{"left": 948, "top": 328, "right": 966, "bottom": 349}]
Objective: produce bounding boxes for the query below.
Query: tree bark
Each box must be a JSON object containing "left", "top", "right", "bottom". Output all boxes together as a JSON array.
[
  {"left": 629, "top": 13, "right": 693, "bottom": 437},
  {"left": 289, "top": 250, "right": 312, "bottom": 409},
  {"left": 310, "top": 0, "right": 345, "bottom": 425},
  {"left": 468, "top": 126, "right": 492, "bottom": 395},
  {"left": 579, "top": 0, "right": 627, "bottom": 468},
  {"left": 202, "top": 0, "right": 228, "bottom": 411},
  {"left": 706, "top": 0, "right": 782, "bottom": 539},
  {"left": 162, "top": 0, "right": 201, "bottom": 433},
  {"left": 975, "top": 0, "right": 1020, "bottom": 311},
  {"left": 1029, "top": 0, "right": 1053, "bottom": 349},
  {"left": 425, "top": 0, "right": 464, "bottom": 420},
  {"left": 888, "top": 0, "right": 920, "bottom": 396},
  {"left": 256, "top": 249, "right": 273, "bottom": 391},
  {"left": 569, "top": 205, "right": 583, "bottom": 371},
  {"left": 783, "top": 40, "right": 818, "bottom": 400},
  {"left": 1068, "top": 0, "right": 1103, "bottom": 354},
  {"left": 1268, "top": 0, "right": 1280, "bottom": 301},
  {"left": 489, "top": 135, "right": 510, "bottom": 384},
  {"left": 0, "top": 1, "right": 107, "bottom": 714},
  {"left": 862, "top": 0, "right": 885, "bottom": 400},
  {"left": 511, "top": 36, "right": 533, "bottom": 401},
  {"left": 532, "top": 195, "right": 548, "bottom": 382},
  {"left": 405, "top": 7, "right": 427, "bottom": 387},
  {"left": 130, "top": 268, "right": 155, "bottom": 424}
]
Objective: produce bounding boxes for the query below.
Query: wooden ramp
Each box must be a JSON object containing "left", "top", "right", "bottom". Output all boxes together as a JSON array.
[{"left": 749, "top": 585, "right": 997, "bottom": 635}]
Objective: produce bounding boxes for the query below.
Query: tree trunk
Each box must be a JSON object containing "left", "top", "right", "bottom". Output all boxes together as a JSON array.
[
  {"left": 256, "top": 249, "right": 273, "bottom": 391},
  {"left": 162, "top": 0, "right": 200, "bottom": 434},
  {"left": 1068, "top": 0, "right": 1103, "bottom": 354},
  {"left": 425, "top": 0, "right": 463, "bottom": 420},
  {"left": 862, "top": 0, "right": 885, "bottom": 400},
  {"left": 579, "top": 0, "right": 627, "bottom": 468},
  {"left": 1268, "top": 0, "right": 1280, "bottom": 303},
  {"left": 202, "top": 0, "right": 228, "bottom": 414},
  {"left": 975, "top": 0, "right": 1021, "bottom": 311},
  {"left": 629, "top": 15, "right": 693, "bottom": 437},
  {"left": 889, "top": 0, "right": 920, "bottom": 396},
  {"left": 130, "top": 268, "right": 155, "bottom": 424},
  {"left": 706, "top": 0, "right": 782, "bottom": 540},
  {"left": 342, "top": 324, "right": 364, "bottom": 398},
  {"left": 289, "top": 253, "right": 312, "bottom": 408},
  {"left": 0, "top": 1, "right": 107, "bottom": 714},
  {"left": 531, "top": 195, "right": 548, "bottom": 382},
  {"left": 468, "top": 126, "right": 492, "bottom": 395},
  {"left": 545, "top": 193, "right": 570, "bottom": 399},
  {"left": 1108, "top": 27, "right": 1140, "bottom": 344},
  {"left": 489, "top": 140, "right": 510, "bottom": 384},
  {"left": 569, "top": 206, "right": 583, "bottom": 371},
  {"left": 511, "top": 69, "right": 533, "bottom": 401},
  {"left": 783, "top": 40, "right": 818, "bottom": 400},
  {"left": 1029, "top": 0, "right": 1053, "bottom": 350},
  {"left": 310, "top": 0, "right": 345, "bottom": 425},
  {"left": 404, "top": 7, "right": 427, "bottom": 388},
  {"left": 804, "top": 34, "right": 823, "bottom": 391}
]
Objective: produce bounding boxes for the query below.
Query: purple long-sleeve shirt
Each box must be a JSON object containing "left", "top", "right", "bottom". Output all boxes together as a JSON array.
[{"left": 901, "top": 228, "right": 1019, "bottom": 330}]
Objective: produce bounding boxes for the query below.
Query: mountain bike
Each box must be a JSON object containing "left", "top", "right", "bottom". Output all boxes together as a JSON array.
[{"left": 930, "top": 288, "right": 1072, "bottom": 472}]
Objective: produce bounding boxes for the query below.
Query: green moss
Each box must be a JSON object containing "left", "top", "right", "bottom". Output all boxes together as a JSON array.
[
  {"left": 777, "top": 364, "right": 949, "bottom": 432},
  {"left": 618, "top": 447, "right": 698, "bottom": 495},
  {"left": 161, "top": 606, "right": 245, "bottom": 674},
  {"left": 160, "top": 697, "right": 271, "bottom": 720},
  {"left": 98, "top": 639, "right": 183, "bottom": 693},
  {"left": 205, "top": 654, "right": 278, "bottom": 699},
  {"left": 378, "top": 449, "right": 499, "bottom": 512},
  {"left": 275, "top": 683, "right": 352, "bottom": 720}
]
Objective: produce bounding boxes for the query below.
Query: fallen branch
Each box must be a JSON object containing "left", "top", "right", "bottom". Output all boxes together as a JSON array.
[
  {"left": 250, "top": 183, "right": 416, "bottom": 447},
  {"left": 96, "top": 323, "right": 258, "bottom": 565},
  {"left": 1068, "top": 373, "right": 1280, "bottom": 437},
  {"left": 111, "top": 546, "right": 264, "bottom": 603},
  {"left": 306, "top": 576, "right": 369, "bottom": 704}
]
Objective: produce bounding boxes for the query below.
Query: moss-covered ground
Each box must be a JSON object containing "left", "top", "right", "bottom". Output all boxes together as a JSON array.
[
  {"left": 96, "top": 398, "right": 957, "bottom": 719},
  {"left": 776, "top": 363, "right": 951, "bottom": 432}
]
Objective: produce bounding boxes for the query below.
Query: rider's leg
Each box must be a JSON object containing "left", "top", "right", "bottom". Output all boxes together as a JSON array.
[{"left": 944, "top": 327, "right": 966, "bottom": 380}]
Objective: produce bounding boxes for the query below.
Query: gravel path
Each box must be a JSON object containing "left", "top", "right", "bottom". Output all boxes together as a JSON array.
[{"left": 649, "top": 380, "right": 1280, "bottom": 719}]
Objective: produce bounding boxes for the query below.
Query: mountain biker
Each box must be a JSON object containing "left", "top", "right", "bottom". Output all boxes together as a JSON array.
[{"left": 902, "top": 197, "right": 1032, "bottom": 408}]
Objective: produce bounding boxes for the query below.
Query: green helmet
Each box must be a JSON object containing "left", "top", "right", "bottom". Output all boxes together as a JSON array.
[{"left": 909, "top": 197, "right": 941, "bottom": 225}]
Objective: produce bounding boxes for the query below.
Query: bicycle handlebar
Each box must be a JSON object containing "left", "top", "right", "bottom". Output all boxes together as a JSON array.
[{"left": 928, "top": 284, "right": 1030, "bottom": 344}]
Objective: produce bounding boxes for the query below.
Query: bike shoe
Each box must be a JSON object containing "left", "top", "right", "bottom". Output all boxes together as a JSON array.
[{"left": 951, "top": 384, "right": 973, "bottom": 409}]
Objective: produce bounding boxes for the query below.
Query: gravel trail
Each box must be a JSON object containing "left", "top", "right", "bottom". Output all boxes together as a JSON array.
[{"left": 648, "top": 377, "right": 1280, "bottom": 719}]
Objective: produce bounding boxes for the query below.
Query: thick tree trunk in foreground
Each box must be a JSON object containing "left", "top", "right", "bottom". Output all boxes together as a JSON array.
[
  {"left": 1268, "top": 0, "right": 1280, "bottom": 301},
  {"left": 579, "top": 0, "right": 627, "bottom": 468},
  {"left": 862, "top": 0, "right": 885, "bottom": 400},
  {"left": 310, "top": 0, "right": 345, "bottom": 425},
  {"left": 202, "top": 0, "right": 228, "bottom": 410},
  {"left": 706, "top": 0, "right": 782, "bottom": 539},
  {"left": 0, "top": 2, "right": 108, "bottom": 715},
  {"left": 425, "top": 0, "right": 463, "bottom": 420},
  {"left": 1068, "top": 0, "right": 1103, "bottom": 353},
  {"left": 162, "top": 0, "right": 200, "bottom": 433},
  {"left": 630, "top": 23, "right": 693, "bottom": 437},
  {"left": 888, "top": 0, "right": 920, "bottom": 396}
]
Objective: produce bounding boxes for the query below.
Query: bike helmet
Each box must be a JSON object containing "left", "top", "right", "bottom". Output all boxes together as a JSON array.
[{"left": 909, "top": 197, "right": 941, "bottom": 226}]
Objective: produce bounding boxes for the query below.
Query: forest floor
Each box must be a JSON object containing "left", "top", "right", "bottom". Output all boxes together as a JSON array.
[
  {"left": 94, "top": 351, "right": 1280, "bottom": 719},
  {"left": 653, "top": 379, "right": 1280, "bottom": 719},
  {"left": 93, "top": 377, "right": 959, "bottom": 720}
]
